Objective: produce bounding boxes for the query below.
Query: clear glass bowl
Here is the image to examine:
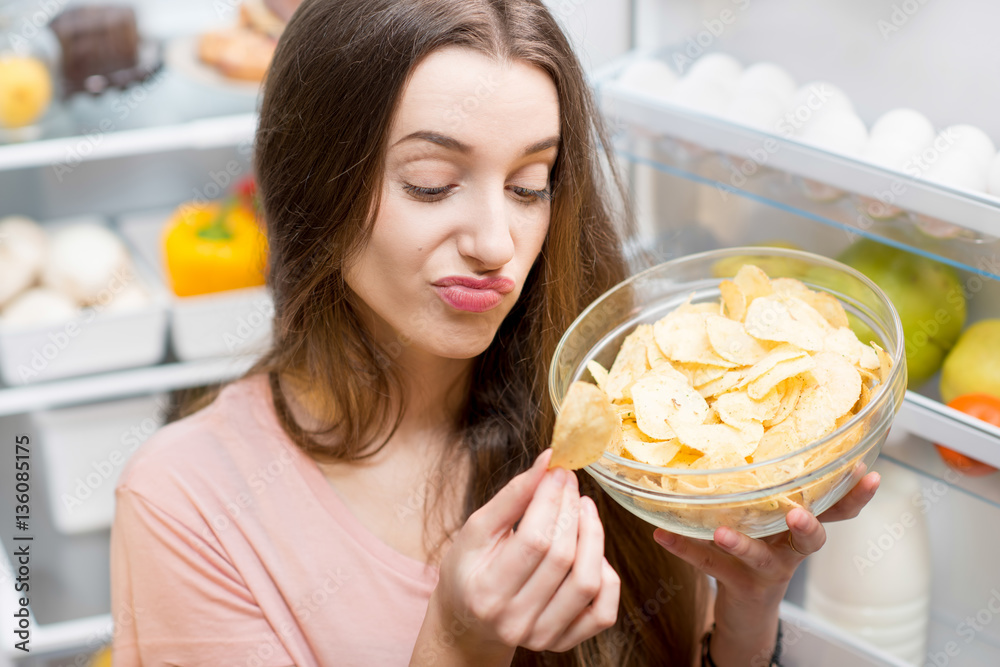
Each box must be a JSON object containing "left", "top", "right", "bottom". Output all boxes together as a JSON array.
[{"left": 548, "top": 247, "right": 907, "bottom": 539}]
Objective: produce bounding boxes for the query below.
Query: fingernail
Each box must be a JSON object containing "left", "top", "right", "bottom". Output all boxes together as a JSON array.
[
  {"left": 549, "top": 467, "right": 567, "bottom": 487},
  {"left": 716, "top": 530, "right": 739, "bottom": 549},
  {"left": 654, "top": 531, "right": 675, "bottom": 548},
  {"left": 582, "top": 496, "right": 596, "bottom": 516}
]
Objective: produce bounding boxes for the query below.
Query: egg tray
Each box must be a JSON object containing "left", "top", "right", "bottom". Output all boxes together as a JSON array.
[{"left": 596, "top": 50, "right": 1000, "bottom": 245}]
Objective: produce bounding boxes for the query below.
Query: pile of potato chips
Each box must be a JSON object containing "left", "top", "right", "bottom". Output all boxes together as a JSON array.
[{"left": 576, "top": 265, "right": 892, "bottom": 498}]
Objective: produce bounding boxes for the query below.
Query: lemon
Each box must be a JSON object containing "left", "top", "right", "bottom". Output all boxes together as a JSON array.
[{"left": 0, "top": 55, "right": 53, "bottom": 128}]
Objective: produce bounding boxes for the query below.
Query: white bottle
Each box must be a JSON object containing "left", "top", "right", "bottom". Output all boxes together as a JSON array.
[{"left": 804, "top": 463, "right": 931, "bottom": 665}]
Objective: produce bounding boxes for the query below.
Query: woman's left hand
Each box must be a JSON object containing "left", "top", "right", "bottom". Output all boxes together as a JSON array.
[{"left": 652, "top": 467, "right": 880, "bottom": 665}]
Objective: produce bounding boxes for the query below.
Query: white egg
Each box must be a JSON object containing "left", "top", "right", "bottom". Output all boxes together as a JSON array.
[
  {"left": 924, "top": 151, "right": 988, "bottom": 192},
  {"left": 736, "top": 63, "right": 796, "bottom": 105},
  {"left": 937, "top": 125, "right": 995, "bottom": 172},
  {"left": 617, "top": 58, "right": 678, "bottom": 99},
  {"left": 786, "top": 81, "right": 854, "bottom": 130},
  {"left": 863, "top": 110, "right": 935, "bottom": 173},
  {"left": 1, "top": 287, "right": 79, "bottom": 329},
  {"left": 724, "top": 90, "right": 786, "bottom": 131},
  {"left": 42, "top": 223, "right": 132, "bottom": 306},
  {"left": 869, "top": 108, "right": 935, "bottom": 146},
  {"left": 987, "top": 152, "right": 1000, "bottom": 196},
  {"left": 686, "top": 52, "right": 743, "bottom": 83},
  {"left": 668, "top": 76, "right": 732, "bottom": 116},
  {"left": 798, "top": 110, "right": 868, "bottom": 156}
]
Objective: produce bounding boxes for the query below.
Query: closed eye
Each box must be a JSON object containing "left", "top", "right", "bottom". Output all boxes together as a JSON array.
[
  {"left": 509, "top": 185, "right": 552, "bottom": 203},
  {"left": 403, "top": 183, "right": 455, "bottom": 201}
]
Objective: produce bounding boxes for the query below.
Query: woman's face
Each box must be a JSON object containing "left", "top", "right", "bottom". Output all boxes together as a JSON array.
[{"left": 345, "top": 46, "right": 559, "bottom": 360}]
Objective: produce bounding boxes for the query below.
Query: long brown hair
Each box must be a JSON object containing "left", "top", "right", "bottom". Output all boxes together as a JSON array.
[{"left": 234, "top": 0, "right": 706, "bottom": 663}]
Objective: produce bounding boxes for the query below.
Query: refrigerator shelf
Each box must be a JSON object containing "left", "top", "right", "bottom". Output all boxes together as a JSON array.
[
  {"left": 597, "top": 53, "right": 1000, "bottom": 270},
  {"left": 0, "top": 355, "right": 256, "bottom": 417},
  {"left": 881, "top": 429, "right": 1000, "bottom": 512},
  {"left": 0, "top": 113, "right": 256, "bottom": 174},
  {"left": 612, "top": 138, "right": 1000, "bottom": 283}
]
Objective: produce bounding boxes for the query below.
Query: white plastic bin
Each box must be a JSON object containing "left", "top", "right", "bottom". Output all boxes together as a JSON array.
[
  {"left": 30, "top": 392, "right": 168, "bottom": 535},
  {"left": 0, "top": 217, "right": 169, "bottom": 385}
]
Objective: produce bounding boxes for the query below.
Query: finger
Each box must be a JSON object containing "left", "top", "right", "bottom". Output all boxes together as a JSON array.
[
  {"left": 710, "top": 526, "right": 792, "bottom": 574},
  {"left": 467, "top": 449, "right": 553, "bottom": 539},
  {"left": 489, "top": 465, "right": 570, "bottom": 594},
  {"left": 548, "top": 559, "right": 621, "bottom": 653},
  {"left": 785, "top": 508, "right": 826, "bottom": 556},
  {"left": 509, "top": 469, "right": 582, "bottom": 613},
  {"left": 526, "top": 494, "right": 604, "bottom": 644},
  {"left": 818, "top": 471, "right": 880, "bottom": 523},
  {"left": 653, "top": 529, "right": 743, "bottom": 584}
]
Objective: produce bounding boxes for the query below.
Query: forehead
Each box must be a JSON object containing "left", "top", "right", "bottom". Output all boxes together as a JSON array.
[{"left": 391, "top": 46, "right": 560, "bottom": 148}]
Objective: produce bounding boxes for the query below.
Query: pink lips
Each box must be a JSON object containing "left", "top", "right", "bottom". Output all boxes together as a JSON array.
[{"left": 432, "top": 275, "right": 515, "bottom": 313}]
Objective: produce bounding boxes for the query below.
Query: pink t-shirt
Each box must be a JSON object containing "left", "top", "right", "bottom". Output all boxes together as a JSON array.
[{"left": 110, "top": 374, "right": 439, "bottom": 666}]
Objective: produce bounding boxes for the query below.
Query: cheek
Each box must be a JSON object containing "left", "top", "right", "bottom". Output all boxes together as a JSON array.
[{"left": 514, "top": 206, "right": 551, "bottom": 262}]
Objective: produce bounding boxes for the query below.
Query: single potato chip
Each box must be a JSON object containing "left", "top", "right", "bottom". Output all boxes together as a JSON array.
[
  {"left": 673, "top": 422, "right": 762, "bottom": 459},
  {"left": 733, "top": 264, "right": 773, "bottom": 304},
  {"left": 623, "top": 438, "right": 682, "bottom": 467},
  {"left": 654, "top": 311, "right": 738, "bottom": 368},
  {"left": 747, "top": 354, "right": 815, "bottom": 400},
  {"left": 586, "top": 360, "right": 610, "bottom": 392},
  {"left": 744, "top": 296, "right": 825, "bottom": 351},
  {"left": 604, "top": 324, "right": 653, "bottom": 401},
  {"left": 808, "top": 352, "right": 862, "bottom": 418},
  {"left": 720, "top": 280, "right": 747, "bottom": 322},
  {"left": 706, "top": 314, "right": 771, "bottom": 366},
  {"left": 764, "top": 377, "right": 804, "bottom": 428},
  {"left": 631, "top": 369, "right": 709, "bottom": 439},
  {"left": 550, "top": 381, "right": 619, "bottom": 470}
]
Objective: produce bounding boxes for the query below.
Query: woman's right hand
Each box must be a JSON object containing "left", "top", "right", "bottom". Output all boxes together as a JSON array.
[{"left": 410, "top": 449, "right": 620, "bottom": 666}]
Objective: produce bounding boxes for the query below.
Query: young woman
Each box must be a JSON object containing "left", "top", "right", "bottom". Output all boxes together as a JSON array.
[{"left": 110, "top": 1, "right": 879, "bottom": 665}]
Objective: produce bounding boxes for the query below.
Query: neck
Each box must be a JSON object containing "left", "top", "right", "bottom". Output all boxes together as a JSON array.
[{"left": 280, "top": 342, "right": 473, "bottom": 457}]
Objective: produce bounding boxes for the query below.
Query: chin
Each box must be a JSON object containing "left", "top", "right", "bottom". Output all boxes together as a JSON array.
[{"left": 424, "top": 321, "right": 502, "bottom": 360}]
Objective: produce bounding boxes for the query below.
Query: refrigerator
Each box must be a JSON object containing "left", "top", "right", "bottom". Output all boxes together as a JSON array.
[{"left": 0, "top": 0, "right": 998, "bottom": 665}]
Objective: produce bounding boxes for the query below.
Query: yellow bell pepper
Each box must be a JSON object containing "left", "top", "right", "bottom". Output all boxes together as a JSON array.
[{"left": 162, "top": 198, "right": 268, "bottom": 297}]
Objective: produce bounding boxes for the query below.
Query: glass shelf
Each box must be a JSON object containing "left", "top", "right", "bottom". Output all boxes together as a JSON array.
[
  {"left": 597, "top": 50, "right": 1000, "bottom": 280},
  {"left": 0, "top": 52, "right": 258, "bottom": 172},
  {"left": 879, "top": 428, "right": 1000, "bottom": 514},
  {"left": 612, "top": 139, "right": 1000, "bottom": 283}
]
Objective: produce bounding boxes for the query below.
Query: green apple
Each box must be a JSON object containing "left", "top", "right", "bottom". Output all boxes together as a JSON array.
[
  {"left": 940, "top": 320, "right": 1000, "bottom": 403},
  {"left": 837, "top": 240, "right": 966, "bottom": 388}
]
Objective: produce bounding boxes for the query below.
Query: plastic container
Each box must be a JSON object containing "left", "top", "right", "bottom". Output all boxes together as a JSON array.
[
  {"left": 805, "top": 462, "right": 931, "bottom": 664},
  {"left": 548, "top": 247, "right": 907, "bottom": 539},
  {"left": 0, "top": 217, "right": 169, "bottom": 385},
  {"left": 30, "top": 392, "right": 167, "bottom": 534},
  {"left": 117, "top": 209, "right": 273, "bottom": 361}
]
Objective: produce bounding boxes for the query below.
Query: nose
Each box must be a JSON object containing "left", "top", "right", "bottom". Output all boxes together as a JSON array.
[{"left": 457, "top": 187, "right": 515, "bottom": 271}]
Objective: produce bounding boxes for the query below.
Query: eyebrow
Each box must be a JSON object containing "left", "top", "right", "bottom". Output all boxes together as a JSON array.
[{"left": 393, "top": 131, "right": 560, "bottom": 157}]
